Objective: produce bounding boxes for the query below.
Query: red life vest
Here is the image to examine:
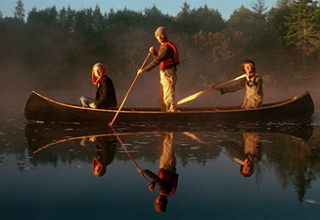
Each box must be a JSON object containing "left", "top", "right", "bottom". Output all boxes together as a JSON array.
[
  {"left": 158, "top": 169, "right": 178, "bottom": 196},
  {"left": 159, "top": 41, "right": 179, "bottom": 70}
]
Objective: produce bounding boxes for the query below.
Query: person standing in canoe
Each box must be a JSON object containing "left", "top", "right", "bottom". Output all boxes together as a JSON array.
[
  {"left": 80, "top": 63, "right": 117, "bottom": 109},
  {"left": 214, "top": 59, "right": 263, "bottom": 109},
  {"left": 138, "top": 132, "right": 179, "bottom": 213},
  {"left": 137, "top": 26, "right": 179, "bottom": 112}
]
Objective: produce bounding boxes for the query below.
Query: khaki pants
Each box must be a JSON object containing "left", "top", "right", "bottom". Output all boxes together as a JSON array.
[
  {"left": 159, "top": 69, "right": 176, "bottom": 112},
  {"left": 159, "top": 132, "right": 176, "bottom": 172}
]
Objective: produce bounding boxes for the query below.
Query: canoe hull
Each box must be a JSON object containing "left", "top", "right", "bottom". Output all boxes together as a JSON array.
[{"left": 24, "top": 91, "right": 314, "bottom": 124}]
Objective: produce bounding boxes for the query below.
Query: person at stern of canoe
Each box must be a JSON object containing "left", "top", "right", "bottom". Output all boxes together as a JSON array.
[
  {"left": 80, "top": 63, "right": 117, "bottom": 109},
  {"left": 231, "top": 132, "right": 261, "bottom": 177},
  {"left": 137, "top": 26, "right": 179, "bottom": 112},
  {"left": 213, "top": 59, "right": 263, "bottom": 109}
]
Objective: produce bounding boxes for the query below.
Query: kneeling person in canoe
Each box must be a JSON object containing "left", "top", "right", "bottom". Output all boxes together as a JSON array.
[
  {"left": 215, "top": 59, "right": 263, "bottom": 109},
  {"left": 80, "top": 63, "right": 117, "bottom": 109}
]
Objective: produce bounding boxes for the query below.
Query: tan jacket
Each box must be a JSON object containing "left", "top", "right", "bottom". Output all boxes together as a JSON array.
[{"left": 221, "top": 74, "right": 263, "bottom": 109}]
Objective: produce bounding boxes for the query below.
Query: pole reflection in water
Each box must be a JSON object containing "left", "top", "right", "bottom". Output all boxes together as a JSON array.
[{"left": 22, "top": 121, "right": 320, "bottom": 218}]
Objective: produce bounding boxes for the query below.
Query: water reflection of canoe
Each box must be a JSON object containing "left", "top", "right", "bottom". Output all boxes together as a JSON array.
[
  {"left": 25, "top": 122, "right": 313, "bottom": 153},
  {"left": 24, "top": 90, "right": 314, "bottom": 124}
]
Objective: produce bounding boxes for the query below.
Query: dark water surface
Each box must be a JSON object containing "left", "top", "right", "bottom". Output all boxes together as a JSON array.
[{"left": 1, "top": 109, "right": 320, "bottom": 219}]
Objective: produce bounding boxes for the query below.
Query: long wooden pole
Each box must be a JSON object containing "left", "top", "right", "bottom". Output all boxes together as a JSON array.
[
  {"left": 177, "top": 74, "right": 246, "bottom": 105},
  {"left": 109, "top": 52, "right": 151, "bottom": 126},
  {"left": 109, "top": 127, "right": 149, "bottom": 185}
]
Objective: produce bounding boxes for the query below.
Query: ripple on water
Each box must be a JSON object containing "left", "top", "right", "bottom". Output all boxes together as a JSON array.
[
  {"left": 134, "top": 141, "right": 151, "bottom": 145},
  {"left": 118, "top": 150, "right": 139, "bottom": 153},
  {"left": 190, "top": 146, "right": 200, "bottom": 150},
  {"left": 178, "top": 142, "right": 190, "bottom": 146},
  {"left": 260, "top": 139, "right": 273, "bottom": 144},
  {"left": 64, "top": 128, "right": 75, "bottom": 131},
  {"left": 133, "top": 146, "right": 142, "bottom": 149}
]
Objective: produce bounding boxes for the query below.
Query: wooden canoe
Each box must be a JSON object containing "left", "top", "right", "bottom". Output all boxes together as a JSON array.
[{"left": 24, "top": 90, "right": 314, "bottom": 124}]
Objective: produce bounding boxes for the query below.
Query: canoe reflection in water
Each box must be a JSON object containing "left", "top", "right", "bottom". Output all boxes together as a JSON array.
[
  {"left": 231, "top": 132, "right": 261, "bottom": 177},
  {"left": 139, "top": 132, "right": 179, "bottom": 213},
  {"left": 24, "top": 122, "right": 315, "bottom": 205},
  {"left": 80, "top": 136, "right": 117, "bottom": 177}
]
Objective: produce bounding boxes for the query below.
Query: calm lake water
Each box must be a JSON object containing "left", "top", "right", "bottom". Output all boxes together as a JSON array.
[{"left": 1, "top": 108, "right": 320, "bottom": 219}]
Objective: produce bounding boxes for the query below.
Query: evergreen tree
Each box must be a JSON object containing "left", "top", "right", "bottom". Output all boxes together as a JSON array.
[
  {"left": 14, "top": 0, "right": 25, "bottom": 20},
  {"left": 285, "top": 0, "right": 320, "bottom": 56},
  {"left": 92, "top": 5, "right": 105, "bottom": 33},
  {"left": 268, "top": 0, "right": 291, "bottom": 45},
  {"left": 252, "top": 0, "right": 268, "bottom": 17},
  {"left": 143, "top": 6, "right": 171, "bottom": 29},
  {"left": 1, "top": 1, "right": 320, "bottom": 86},
  {"left": 176, "top": 3, "right": 224, "bottom": 33},
  {"left": 226, "top": 6, "right": 258, "bottom": 57}
]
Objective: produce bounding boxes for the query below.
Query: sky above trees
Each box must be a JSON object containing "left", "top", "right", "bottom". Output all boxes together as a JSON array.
[{"left": 0, "top": 0, "right": 277, "bottom": 19}]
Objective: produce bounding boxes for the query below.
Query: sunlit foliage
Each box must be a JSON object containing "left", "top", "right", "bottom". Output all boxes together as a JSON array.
[{"left": 1, "top": 0, "right": 319, "bottom": 88}]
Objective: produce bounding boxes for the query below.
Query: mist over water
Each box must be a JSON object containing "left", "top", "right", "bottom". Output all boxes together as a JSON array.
[
  {"left": 1, "top": 3, "right": 320, "bottom": 218},
  {"left": 1, "top": 59, "right": 320, "bottom": 219},
  {"left": 1, "top": 63, "right": 319, "bottom": 121},
  {"left": 1, "top": 16, "right": 320, "bottom": 123},
  {"left": 3, "top": 36, "right": 320, "bottom": 113}
]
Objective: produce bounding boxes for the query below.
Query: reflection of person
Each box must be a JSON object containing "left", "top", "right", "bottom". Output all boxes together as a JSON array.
[
  {"left": 80, "top": 63, "right": 117, "bottom": 109},
  {"left": 139, "top": 132, "right": 178, "bottom": 213},
  {"left": 216, "top": 59, "right": 263, "bottom": 109},
  {"left": 137, "top": 26, "right": 179, "bottom": 112},
  {"left": 81, "top": 136, "right": 117, "bottom": 177},
  {"left": 232, "top": 132, "right": 261, "bottom": 177}
]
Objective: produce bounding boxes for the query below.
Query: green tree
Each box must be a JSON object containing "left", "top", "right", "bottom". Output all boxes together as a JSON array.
[
  {"left": 142, "top": 6, "right": 172, "bottom": 30},
  {"left": 92, "top": 5, "right": 105, "bottom": 33},
  {"left": 1, "top": 1, "right": 320, "bottom": 88},
  {"left": 268, "top": 0, "right": 292, "bottom": 45},
  {"left": 58, "top": 7, "right": 76, "bottom": 33},
  {"left": 252, "top": 0, "right": 268, "bottom": 16},
  {"left": 107, "top": 7, "right": 142, "bottom": 27},
  {"left": 226, "top": 6, "right": 258, "bottom": 57},
  {"left": 27, "top": 7, "right": 58, "bottom": 26},
  {"left": 285, "top": 0, "right": 320, "bottom": 56},
  {"left": 176, "top": 3, "right": 225, "bottom": 33},
  {"left": 266, "top": 1, "right": 295, "bottom": 79},
  {"left": 14, "top": 0, "right": 25, "bottom": 20}
]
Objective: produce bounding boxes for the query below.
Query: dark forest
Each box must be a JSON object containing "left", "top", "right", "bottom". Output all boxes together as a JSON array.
[{"left": 1, "top": 0, "right": 319, "bottom": 104}]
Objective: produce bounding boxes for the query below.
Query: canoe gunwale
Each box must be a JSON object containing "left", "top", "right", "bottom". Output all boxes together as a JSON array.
[
  {"left": 30, "top": 90, "right": 311, "bottom": 114},
  {"left": 25, "top": 90, "right": 314, "bottom": 124}
]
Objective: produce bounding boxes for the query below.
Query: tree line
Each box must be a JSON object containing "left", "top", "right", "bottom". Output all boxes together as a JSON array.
[{"left": 0, "top": 0, "right": 320, "bottom": 89}]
